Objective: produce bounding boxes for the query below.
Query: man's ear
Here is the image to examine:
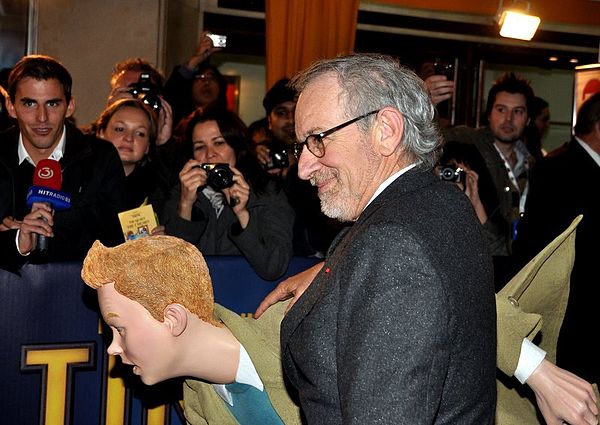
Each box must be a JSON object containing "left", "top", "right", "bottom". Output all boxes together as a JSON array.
[
  {"left": 372, "top": 107, "right": 404, "bottom": 157},
  {"left": 66, "top": 96, "right": 76, "bottom": 119},
  {"left": 6, "top": 97, "right": 17, "bottom": 119},
  {"left": 163, "top": 304, "right": 188, "bottom": 337}
]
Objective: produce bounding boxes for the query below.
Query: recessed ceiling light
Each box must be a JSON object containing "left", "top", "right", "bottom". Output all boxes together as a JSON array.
[
  {"left": 569, "top": 58, "right": 579, "bottom": 63},
  {"left": 549, "top": 56, "right": 559, "bottom": 61}
]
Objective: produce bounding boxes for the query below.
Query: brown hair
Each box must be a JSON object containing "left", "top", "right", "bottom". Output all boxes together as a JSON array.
[{"left": 81, "top": 236, "right": 220, "bottom": 326}]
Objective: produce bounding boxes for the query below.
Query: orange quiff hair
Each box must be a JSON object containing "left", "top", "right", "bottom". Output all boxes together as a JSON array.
[{"left": 81, "top": 236, "right": 220, "bottom": 327}]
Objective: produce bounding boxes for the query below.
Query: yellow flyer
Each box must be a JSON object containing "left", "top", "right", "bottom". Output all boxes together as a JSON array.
[{"left": 117, "top": 204, "right": 158, "bottom": 242}]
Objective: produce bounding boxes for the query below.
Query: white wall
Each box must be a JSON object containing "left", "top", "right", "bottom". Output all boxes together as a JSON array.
[
  {"left": 214, "top": 54, "right": 267, "bottom": 126},
  {"left": 35, "top": 0, "right": 164, "bottom": 126}
]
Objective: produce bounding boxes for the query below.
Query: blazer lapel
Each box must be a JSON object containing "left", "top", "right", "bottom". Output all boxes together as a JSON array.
[{"left": 281, "top": 168, "right": 437, "bottom": 348}]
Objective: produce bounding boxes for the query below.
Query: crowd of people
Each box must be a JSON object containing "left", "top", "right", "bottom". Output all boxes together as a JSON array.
[{"left": 1, "top": 34, "right": 599, "bottom": 425}]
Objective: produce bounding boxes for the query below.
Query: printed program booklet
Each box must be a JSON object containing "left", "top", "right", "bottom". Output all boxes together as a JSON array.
[{"left": 117, "top": 204, "right": 158, "bottom": 241}]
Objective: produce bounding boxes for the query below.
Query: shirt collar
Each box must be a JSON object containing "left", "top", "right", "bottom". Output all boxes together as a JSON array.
[
  {"left": 18, "top": 125, "right": 67, "bottom": 165},
  {"left": 364, "top": 162, "right": 418, "bottom": 211},
  {"left": 575, "top": 136, "right": 600, "bottom": 168},
  {"left": 212, "top": 343, "right": 264, "bottom": 406}
]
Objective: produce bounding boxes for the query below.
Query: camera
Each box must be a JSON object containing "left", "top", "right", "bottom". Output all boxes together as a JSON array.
[
  {"left": 128, "top": 73, "right": 161, "bottom": 113},
  {"left": 439, "top": 164, "right": 466, "bottom": 184},
  {"left": 207, "top": 33, "right": 227, "bottom": 48},
  {"left": 196, "top": 163, "right": 234, "bottom": 190},
  {"left": 266, "top": 146, "right": 289, "bottom": 170},
  {"left": 434, "top": 61, "right": 454, "bottom": 81}
]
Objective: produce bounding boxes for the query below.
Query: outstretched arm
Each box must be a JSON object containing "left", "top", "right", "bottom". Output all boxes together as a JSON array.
[{"left": 254, "top": 261, "right": 323, "bottom": 318}]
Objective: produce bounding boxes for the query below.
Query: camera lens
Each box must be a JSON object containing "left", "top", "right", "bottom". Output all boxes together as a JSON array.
[
  {"left": 138, "top": 92, "right": 161, "bottom": 113},
  {"left": 203, "top": 163, "right": 234, "bottom": 190},
  {"left": 440, "top": 166, "right": 457, "bottom": 181}
]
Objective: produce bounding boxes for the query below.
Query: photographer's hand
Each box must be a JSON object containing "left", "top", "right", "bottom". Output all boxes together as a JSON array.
[
  {"left": 186, "top": 31, "right": 222, "bottom": 71},
  {"left": 156, "top": 96, "right": 173, "bottom": 146},
  {"left": 224, "top": 166, "right": 250, "bottom": 228},
  {"left": 177, "top": 160, "right": 208, "bottom": 220},
  {"left": 424, "top": 75, "right": 455, "bottom": 106},
  {"left": 462, "top": 168, "right": 488, "bottom": 225}
]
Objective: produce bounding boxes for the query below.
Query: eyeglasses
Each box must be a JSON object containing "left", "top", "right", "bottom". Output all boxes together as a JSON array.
[{"left": 293, "top": 110, "right": 379, "bottom": 159}]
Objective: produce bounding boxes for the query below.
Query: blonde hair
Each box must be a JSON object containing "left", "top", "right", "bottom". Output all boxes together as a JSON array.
[{"left": 81, "top": 236, "right": 220, "bottom": 326}]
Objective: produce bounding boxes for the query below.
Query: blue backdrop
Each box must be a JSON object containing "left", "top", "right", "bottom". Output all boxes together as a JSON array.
[{"left": 0, "top": 256, "right": 319, "bottom": 425}]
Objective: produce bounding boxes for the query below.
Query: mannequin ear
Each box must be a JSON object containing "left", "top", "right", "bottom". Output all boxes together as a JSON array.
[
  {"left": 163, "top": 304, "right": 188, "bottom": 337},
  {"left": 372, "top": 107, "right": 404, "bottom": 157}
]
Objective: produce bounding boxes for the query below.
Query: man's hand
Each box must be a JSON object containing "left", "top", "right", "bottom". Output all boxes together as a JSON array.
[
  {"left": 527, "top": 359, "right": 599, "bottom": 425},
  {"left": 423, "top": 75, "right": 455, "bottom": 106},
  {"left": 1, "top": 216, "right": 21, "bottom": 231},
  {"left": 254, "top": 261, "right": 324, "bottom": 318},
  {"left": 18, "top": 203, "right": 54, "bottom": 254}
]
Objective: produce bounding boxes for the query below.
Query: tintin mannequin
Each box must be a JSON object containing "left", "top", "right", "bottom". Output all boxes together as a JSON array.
[{"left": 81, "top": 235, "right": 300, "bottom": 425}]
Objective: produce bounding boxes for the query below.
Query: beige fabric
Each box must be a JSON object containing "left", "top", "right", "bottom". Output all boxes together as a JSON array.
[
  {"left": 183, "top": 301, "right": 301, "bottom": 425},
  {"left": 495, "top": 215, "right": 581, "bottom": 424}
]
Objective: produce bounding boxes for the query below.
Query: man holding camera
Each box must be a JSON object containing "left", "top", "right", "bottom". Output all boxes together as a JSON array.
[
  {"left": 107, "top": 57, "right": 174, "bottom": 147},
  {"left": 256, "top": 78, "right": 346, "bottom": 257}
]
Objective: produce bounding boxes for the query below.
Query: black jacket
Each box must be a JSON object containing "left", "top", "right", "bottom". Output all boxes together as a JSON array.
[{"left": 0, "top": 122, "right": 127, "bottom": 271}]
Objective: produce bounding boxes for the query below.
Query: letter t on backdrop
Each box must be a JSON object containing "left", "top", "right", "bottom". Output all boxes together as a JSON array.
[{"left": 265, "top": 0, "right": 359, "bottom": 89}]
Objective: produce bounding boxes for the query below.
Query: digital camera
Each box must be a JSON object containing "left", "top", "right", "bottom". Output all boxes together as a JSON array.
[
  {"left": 266, "top": 146, "right": 289, "bottom": 170},
  {"left": 207, "top": 33, "right": 227, "bottom": 48},
  {"left": 433, "top": 61, "right": 454, "bottom": 81},
  {"left": 197, "top": 163, "right": 234, "bottom": 190},
  {"left": 439, "top": 164, "right": 466, "bottom": 184},
  {"left": 128, "top": 73, "right": 161, "bottom": 113}
]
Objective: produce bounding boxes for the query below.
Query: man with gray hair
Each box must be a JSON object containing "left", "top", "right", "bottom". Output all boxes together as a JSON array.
[{"left": 277, "top": 53, "right": 496, "bottom": 423}]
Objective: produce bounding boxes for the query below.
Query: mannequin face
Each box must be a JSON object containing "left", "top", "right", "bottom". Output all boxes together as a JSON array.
[{"left": 97, "top": 282, "right": 174, "bottom": 385}]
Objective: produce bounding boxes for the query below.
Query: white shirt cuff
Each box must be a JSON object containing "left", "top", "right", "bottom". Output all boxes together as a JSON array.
[
  {"left": 514, "top": 338, "right": 546, "bottom": 384},
  {"left": 15, "top": 230, "right": 30, "bottom": 256}
]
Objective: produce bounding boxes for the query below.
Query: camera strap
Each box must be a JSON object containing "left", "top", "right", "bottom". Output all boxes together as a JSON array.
[{"left": 202, "top": 186, "right": 225, "bottom": 218}]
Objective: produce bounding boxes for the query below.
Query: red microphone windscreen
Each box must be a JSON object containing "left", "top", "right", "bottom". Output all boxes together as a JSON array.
[{"left": 33, "top": 159, "right": 62, "bottom": 190}]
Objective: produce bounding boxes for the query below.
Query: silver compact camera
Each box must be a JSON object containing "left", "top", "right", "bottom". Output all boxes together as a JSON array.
[{"left": 207, "top": 33, "right": 227, "bottom": 48}]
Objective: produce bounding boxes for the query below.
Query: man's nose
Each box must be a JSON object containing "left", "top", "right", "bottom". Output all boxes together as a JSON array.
[
  {"left": 37, "top": 106, "right": 48, "bottom": 122},
  {"left": 297, "top": 146, "right": 320, "bottom": 181}
]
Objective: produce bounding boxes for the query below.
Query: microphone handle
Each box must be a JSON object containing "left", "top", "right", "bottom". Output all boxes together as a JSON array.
[{"left": 36, "top": 216, "right": 51, "bottom": 252}]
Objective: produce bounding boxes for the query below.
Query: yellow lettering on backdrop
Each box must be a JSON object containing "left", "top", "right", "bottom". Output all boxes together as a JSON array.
[
  {"left": 22, "top": 344, "right": 93, "bottom": 425},
  {"left": 105, "top": 354, "right": 127, "bottom": 424}
]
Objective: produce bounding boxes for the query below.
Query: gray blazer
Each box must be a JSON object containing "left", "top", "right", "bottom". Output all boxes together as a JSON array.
[{"left": 281, "top": 168, "right": 497, "bottom": 424}]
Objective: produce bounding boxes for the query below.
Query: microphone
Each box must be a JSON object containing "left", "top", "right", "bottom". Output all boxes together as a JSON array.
[{"left": 26, "top": 159, "right": 71, "bottom": 252}]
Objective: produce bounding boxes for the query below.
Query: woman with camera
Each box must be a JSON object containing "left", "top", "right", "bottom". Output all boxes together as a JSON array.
[
  {"left": 93, "top": 98, "right": 173, "bottom": 232},
  {"left": 163, "top": 107, "right": 294, "bottom": 280}
]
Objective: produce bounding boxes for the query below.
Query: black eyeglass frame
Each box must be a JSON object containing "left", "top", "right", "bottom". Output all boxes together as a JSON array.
[{"left": 293, "top": 109, "right": 380, "bottom": 159}]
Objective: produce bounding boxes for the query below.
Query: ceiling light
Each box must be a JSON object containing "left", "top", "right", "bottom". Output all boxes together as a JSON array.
[{"left": 497, "top": 0, "right": 541, "bottom": 41}]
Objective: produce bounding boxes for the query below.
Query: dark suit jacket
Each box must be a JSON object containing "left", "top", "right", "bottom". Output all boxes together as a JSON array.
[
  {"left": 0, "top": 122, "right": 126, "bottom": 272},
  {"left": 513, "top": 139, "right": 600, "bottom": 383},
  {"left": 281, "top": 168, "right": 497, "bottom": 424}
]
